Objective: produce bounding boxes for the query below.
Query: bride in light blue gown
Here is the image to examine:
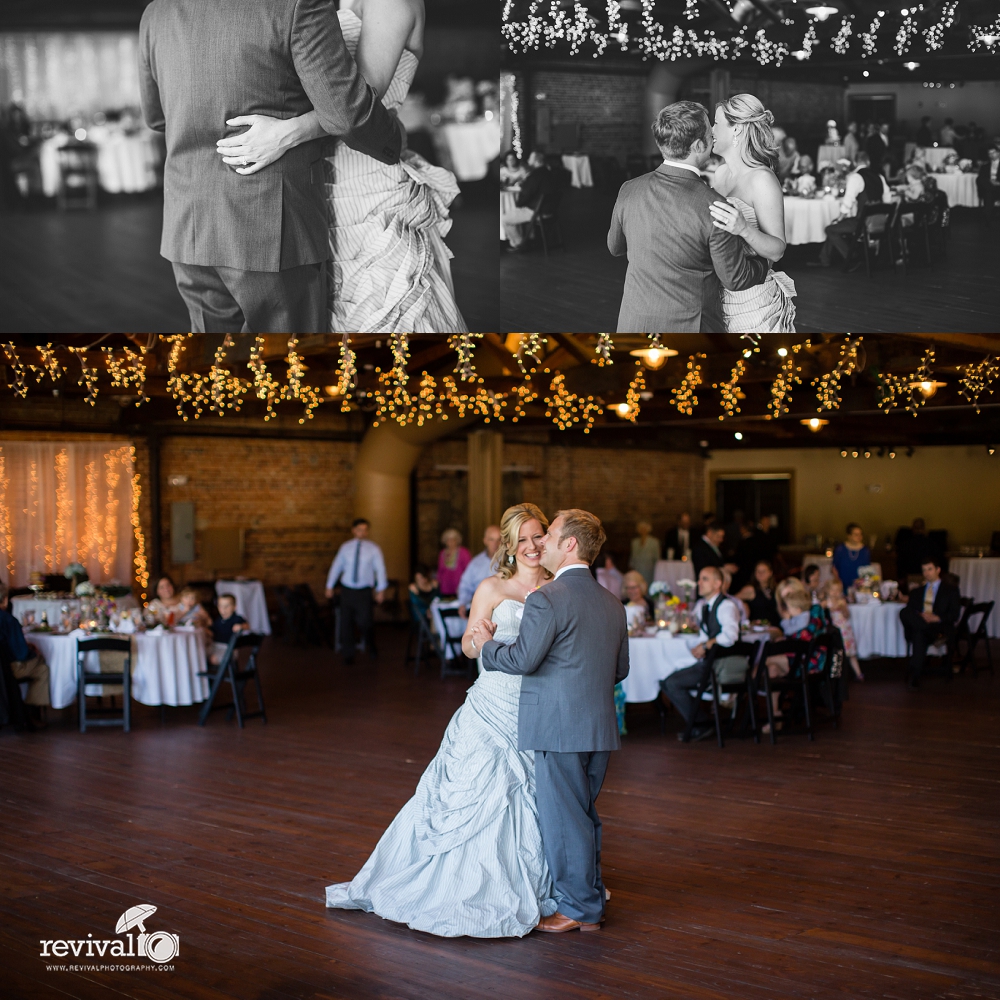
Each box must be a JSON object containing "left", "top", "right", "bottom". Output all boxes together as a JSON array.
[{"left": 326, "top": 504, "right": 556, "bottom": 937}]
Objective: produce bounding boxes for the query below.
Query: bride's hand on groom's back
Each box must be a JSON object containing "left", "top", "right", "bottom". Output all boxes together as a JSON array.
[{"left": 216, "top": 114, "right": 300, "bottom": 175}]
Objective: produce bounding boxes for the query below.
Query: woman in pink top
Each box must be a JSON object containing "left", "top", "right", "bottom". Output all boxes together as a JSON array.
[{"left": 437, "top": 528, "right": 471, "bottom": 597}]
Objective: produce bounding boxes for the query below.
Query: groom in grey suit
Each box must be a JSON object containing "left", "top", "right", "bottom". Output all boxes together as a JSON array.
[
  {"left": 138, "top": 0, "right": 403, "bottom": 333},
  {"left": 475, "top": 509, "right": 629, "bottom": 933},
  {"left": 608, "top": 101, "right": 769, "bottom": 333}
]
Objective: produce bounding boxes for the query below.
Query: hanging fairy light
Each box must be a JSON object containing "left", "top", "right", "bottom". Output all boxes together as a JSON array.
[
  {"left": 128, "top": 444, "right": 149, "bottom": 598},
  {"left": 614, "top": 363, "right": 645, "bottom": 423},
  {"left": 813, "top": 335, "right": 863, "bottom": 412},
  {"left": 860, "top": 13, "right": 881, "bottom": 57},
  {"left": 714, "top": 358, "right": 746, "bottom": 420},
  {"left": 831, "top": 14, "right": 854, "bottom": 53},
  {"left": 500, "top": 73, "right": 523, "bottom": 159},
  {"left": 924, "top": 0, "right": 957, "bottom": 48},
  {"left": 207, "top": 334, "right": 247, "bottom": 414},
  {"left": 768, "top": 340, "right": 809, "bottom": 418},
  {"left": 671, "top": 353, "right": 705, "bottom": 416},
  {"left": 970, "top": 13, "right": 1000, "bottom": 50},
  {"left": 449, "top": 334, "right": 483, "bottom": 381},
  {"left": 67, "top": 347, "right": 100, "bottom": 406},
  {"left": 281, "top": 336, "right": 322, "bottom": 423},
  {"left": 3, "top": 342, "right": 29, "bottom": 399},
  {"left": 248, "top": 335, "right": 281, "bottom": 421},
  {"left": 164, "top": 334, "right": 207, "bottom": 420},
  {"left": 894, "top": 6, "right": 920, "bottom": 55},
  {"left": 0, "top": 450, "right": 11, "bottom": 581},
  {"left": 593, "top": 333, "right": 614, "bottom": 366},
  {"left": 512, "top": 333, "right": 547, "bottom": 374},
  {"left": 957, "top": 354, "right": 1000, "bottom": 413},
  {"left": 544, "top": 372, "right": 601, "bottom": 433}
]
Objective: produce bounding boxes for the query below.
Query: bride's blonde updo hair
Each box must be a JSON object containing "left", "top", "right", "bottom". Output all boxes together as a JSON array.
[
  {"left": 717, "top": 93, "right": 780, "bottom": 171},
  {"left": 494, "top": 502, "right": 550, "bottom": 581}
]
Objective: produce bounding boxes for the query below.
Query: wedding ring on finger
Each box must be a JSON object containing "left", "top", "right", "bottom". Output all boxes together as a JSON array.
[{"left": 241, "top": 157, "right": 248, "bottom": 167}]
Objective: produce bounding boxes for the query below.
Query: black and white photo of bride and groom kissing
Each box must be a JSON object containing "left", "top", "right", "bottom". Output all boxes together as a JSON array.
[{"left": 326, "top": 504, "right": 630, "bottom": 938}]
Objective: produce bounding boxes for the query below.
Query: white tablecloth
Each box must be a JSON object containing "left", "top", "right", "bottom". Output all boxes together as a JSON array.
[
  {"left": 817, "top": 144, "right": 847, "bottom": 166},
  {"left": 39, "top": 128, "right": 162, "bottom": 197},
  {"left": 950, "top": 557, "right": 1000, "bottom": 637},
  {"left": 429, "top": 598, "right": 466, "bottom": 659},
  {"left": 803, "top": 556, "right": 882, "bottom": 586},
  {"left": 439, "top": 119, "right": 502, "bottom": 182},
  {"left": 915, "top": 146, "right": 954, "bottom": 169},
  {"left": 561, "top": 154, "right": 593, "bottom": 188},
  {"left": 500, "top": 188, "right": 518, "bottom": 240},
  {"left": 783, "top": 196, "right": 842, "bottom": 245},
  {"left": 215, "top": 580, "right": 271, "bottom": 635},
  {"left": 12, "top": 594, "right": 138, "bottom": 625},
  {"left": 652, "top": 560, "right": 697, "bottom": 595},
  {"left": 29, "top": 627, "right": 209, "bottom": 710},
  {"left": 848, "top": 602, "right": 907, "bottom": 659},
  {"left": 931, "top": 172, "right": 980, "bottom": 208}
]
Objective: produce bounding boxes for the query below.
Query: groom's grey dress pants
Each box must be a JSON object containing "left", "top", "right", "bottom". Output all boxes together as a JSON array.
[
  {"left": 172, "top": 261, "right": 327, "bottom": 333},
  {"left": 534, "top": 749, "right": 610, "bottom": 925}
]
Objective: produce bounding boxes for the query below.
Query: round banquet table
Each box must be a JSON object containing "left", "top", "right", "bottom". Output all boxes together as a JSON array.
[
  {"left": 27, "top": 626, "right": 209, "bottom": 710},
  {"left": 783, "top": 195, "right": 842, "bottom": 245},
  {"left": 215, "top": 579, "right": 271, "bottom": 635},
  {"left": 500, "top": 188, "right": 518, "bottom": 240},
  {"left": 931, "top": 172, "right": 980, "bottom": 208},
  {"left": 847, "top": 602, "right": 907, "bottom": 659},
  {"left": 12, "top": 593, "right": 137, "bottom": 625},
  {"left": 802, "top": 557, "right": 881, "bottom": 587},
  {"left": 915, "top": 146, "right": 954, "bottom": 170},
  {"left": 39, "top": 128, "right": 163, "bottom": 197},
  {"left": 652, "top": 560, "right": 697, "bottom": 594},
  {"left": 949, "top": 557, "right": 1000, "bottom": 638},
  {"left": 429, "top": 598, "right": 466, "bottom": 660},
  {"left": 561, "top": 154, "right": 593, "bottom": 188},
  {"left": 439, "top": 119, "right": 502, "bottom": 182}
]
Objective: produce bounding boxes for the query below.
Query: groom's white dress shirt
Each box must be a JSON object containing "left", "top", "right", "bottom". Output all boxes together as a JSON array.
[
  {"left": 658, "top": 158, "right": 704, "bottom": 179},
  {"left": 554, "top": 564, "right": 591, "bottom": 580}
]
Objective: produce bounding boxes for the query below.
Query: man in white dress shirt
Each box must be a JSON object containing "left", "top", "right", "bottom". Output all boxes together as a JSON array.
[
  {"left": 661, "top": 565, "right": 741, "bottom": 742},
  {"left": 325, "top": 518, "right": 387, "bottom": 664},
  {"left": 457, "top": 524, "right": 501, "bottom": 617}
]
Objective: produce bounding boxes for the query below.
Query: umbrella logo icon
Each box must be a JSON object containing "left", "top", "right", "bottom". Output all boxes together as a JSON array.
[{"left": 115, "top": 904, "right": 180, "bottom": 964}]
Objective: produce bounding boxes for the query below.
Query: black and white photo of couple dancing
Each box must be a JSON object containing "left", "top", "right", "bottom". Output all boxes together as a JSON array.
[{"left": 0, "top": 0, "right": 498, "bottom": 332}]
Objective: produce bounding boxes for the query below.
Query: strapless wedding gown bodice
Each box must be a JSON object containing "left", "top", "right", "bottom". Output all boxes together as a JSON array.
[
  {"left": 325, "top": 10, "right": 466, "bottom": 334},
  {"left": 721, "top": 195, "right": 797, "bottom": 334},
  {"left": 326, "top": 599, "right": 555, "bottom": 937}
]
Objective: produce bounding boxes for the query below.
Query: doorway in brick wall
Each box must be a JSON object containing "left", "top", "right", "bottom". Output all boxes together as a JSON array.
[{"left": 713, "top": 473, "right": 792, "bottom": 545}]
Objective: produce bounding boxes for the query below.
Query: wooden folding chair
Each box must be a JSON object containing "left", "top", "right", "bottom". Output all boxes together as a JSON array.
[
  {"left": 437, "top": 607, "right": 470, "bottom": 679},
  {"left": 198, "top": 632, "right": 267, "bottom": 728}
]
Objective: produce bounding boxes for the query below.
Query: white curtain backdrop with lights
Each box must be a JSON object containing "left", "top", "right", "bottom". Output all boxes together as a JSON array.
[{"left": 0, "top": 441, "right": 142, "bottom": 589}]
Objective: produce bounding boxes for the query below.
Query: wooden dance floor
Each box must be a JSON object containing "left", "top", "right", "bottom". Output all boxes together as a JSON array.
[
  {"left": 0, "top": 188, "right": 496, "bottom": 334},
  {"left": 499, "top": 188, "right": 1000, "bottom": 333},
  {"left": 3, "top": 629, "right": 999, "bottom": 1000}
]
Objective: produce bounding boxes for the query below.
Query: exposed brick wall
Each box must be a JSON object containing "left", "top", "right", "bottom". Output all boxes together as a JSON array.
[
  {"left": 531, "top": 70, "right": 647, "bottom": 161},
  {"left": 157, "top": 436, "right": 358, "bottom": 597},
  {"left": 415, "top": 438, "right": 704, "bottom": 570}
]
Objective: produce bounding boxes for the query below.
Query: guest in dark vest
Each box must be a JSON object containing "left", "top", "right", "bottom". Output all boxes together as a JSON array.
[
  {"left": 812, "top": 151, "right": 891, "bottom": 268},
  {"left": 660, "top": 566, "right": 741, "bottom": 742},
  {"left": 899, "top": 556, "right": 961, "bottom": 689}
]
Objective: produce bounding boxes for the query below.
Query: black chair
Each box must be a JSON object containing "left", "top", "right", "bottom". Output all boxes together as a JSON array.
[
  {"left": 845, "top": 201, "right": 897, "bottom": 277},
  {"left": 526, "top": 192, "right": 564, "bottom": 256},
  {"left": 707, "top": 640, "right": 761, "bottom": 748},
  {"left": 295, "top": 583, "right": 333, "bottom": 647},
  {"left": 0, "top": 644, "right": 28, "bottom": 732},
  {"left": 77, "top": 636, "right": 132, "bottom": 733},
  {"left": 404, "top": 595, "right": 438, "bottom": 675},
  {"left": 925, "top": 190, "right": 950, "bottom": 258},
  {"left": 436, "top": 607, "right": 469, "bottom": 679},
  {"left": 757, "top": 638, "right": 810, "bottom": 744},
  {"left": 198, "top": 632, "right": 267, "bottom": 728},
  {"left": 804, "top": 629, "right": 844, "bottom": 732},
  {"left": 275, "top": 585, "right": 306, "bottom": 645},
  {"left": 895, "top": 200, "right": 932, "bottom": 271},
  {"left": 959, "top": 601, "right": 995, "bottom": 677},
  {"left": 56, "top": 140, "right": 99, "bottom": 210}
]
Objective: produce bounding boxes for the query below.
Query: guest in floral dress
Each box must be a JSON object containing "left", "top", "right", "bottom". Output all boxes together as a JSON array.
[{"left": 822, "top": 579, "right": 864, "bottom": 681}]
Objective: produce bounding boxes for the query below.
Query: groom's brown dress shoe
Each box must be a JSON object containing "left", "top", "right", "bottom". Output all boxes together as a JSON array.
[{"left": 536, "top": 912, "right": 602, "bottom": 933}]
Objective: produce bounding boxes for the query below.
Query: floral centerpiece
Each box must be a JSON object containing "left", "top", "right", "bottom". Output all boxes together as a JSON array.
[
  {"left": 795, "top": 173, "right": 817, "bottom": 197},
  {"left": 64, "top": 562, "right": 88, "bottom": 592},
  {"left": 853, "top": 565, "right": 881, "bottom": 603}
]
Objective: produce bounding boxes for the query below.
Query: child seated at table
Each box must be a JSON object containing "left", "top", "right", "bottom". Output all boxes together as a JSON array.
[
  {"left": 209, "top": 593, "right": 247, "bottom": 665},
  {"left": 176, "top": 587, "right": 212, "bottom": 629},
  {"left": 821, "top": 579, "right": 864, "bottom": 681},
  {"left": 408, "top": 565, "right": 440, "bottom": 621}
]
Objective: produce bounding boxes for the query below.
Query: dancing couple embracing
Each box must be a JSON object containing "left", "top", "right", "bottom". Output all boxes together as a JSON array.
[{"left": 326, "top": 504, "right": 630, "bottom": 937}]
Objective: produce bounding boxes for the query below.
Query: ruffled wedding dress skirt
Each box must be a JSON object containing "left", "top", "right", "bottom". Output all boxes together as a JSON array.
[{"left": 326, "top": 600, "right": 556, "bottom": 937}]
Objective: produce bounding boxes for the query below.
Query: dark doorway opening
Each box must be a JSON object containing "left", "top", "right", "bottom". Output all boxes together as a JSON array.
[{"left": 714, "top": 474, "right": 792, "bottom": 545}]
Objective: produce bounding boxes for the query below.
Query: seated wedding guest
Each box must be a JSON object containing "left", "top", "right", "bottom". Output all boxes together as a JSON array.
[
  {"left": 692, "top": 523, "right": 729, "bottom": 577},
  {"left": 502, "top": 150, "right": 558, "bottom": 250},
  {"left": 500, "top": 150, "right": 527, "bottom": 188},
  {"left": 457, "top": 524, "right": 501, "bottom": 616},
  {"left": 916, "top": 116, "right": 934, "bottom": 147},
  {"left": 811, "top": 151, "right": 891, "bottom": 268},
  {"left": 437, "top": 528, "right": 471, "bottom": 598},
  {"left": 832, "top": 523, "right": 871, "bottom": 591},
  {"left": 795, "top": 154, "right": 815, "bottom": 181},
  {"left": 978, "top": 145, "right": 1000, "bottom": 213},
  {"left": 622, "top": 570, "right": 653, "bottom": 626},
  {"left": 736, "top": 559, "right": 780, "bottom": 626},
  {"left": 777, "top": 136, "right": 801, "bottom": 181},
  {"left": 899, "top": 556, "right": 961, "bottom": 689},
  {"left": 901, "top": 163, "right": 927, "bottom": 203},
  {"left": 761, "top": 578, "right": 827, "bottom": 732},
  {"left": 843, "top": 121, "right": 860, "bottom": 163},
  {"left": 629, "top": 520, "right": 661, "bottom": 587},
  {"left": 922, "top": 175, "right": 949, "bottom": 227},
  {"left": 0, "top": 581, "right": 50, "bottom": 729},
  {"left": 408, "top": 565, "right": 440, "bottom": 620},
  {"left": 661, "top": 566, "right": 740, "bottom": 742},
  {"left": 146, "top": 574, "right": 183, "bottom": 620},
  {"left": 209, "top": 593, "right": 247, "bottom": 665},
  {"left": 596, "top": 552, "right": 624, "bottom": 599},
  {"left": 802, "top": 564, "right": 822, "bottom": 603},
  {"left": 821, "top": 578, "right": 864, "bottom": 681},
  {"left": 939, "top": 117, "right": 957, "bottom": 148},
  {"left": 663, "top": 512, "right": 692, "bottom": 560},
  {"left": 177, "top": 586, "right": 213, "bottom": 629}
]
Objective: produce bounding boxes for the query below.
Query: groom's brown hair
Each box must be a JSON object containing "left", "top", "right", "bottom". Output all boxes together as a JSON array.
[{"left": 554, "top": 509, "right": 606, "bottom": 564}]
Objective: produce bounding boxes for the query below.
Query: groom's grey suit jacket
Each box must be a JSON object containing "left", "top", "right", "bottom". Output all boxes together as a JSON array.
[
  {"left": 481, "top": 568, "right": 630, "bottom": 754},
  {"left": 138, "top": 0, "right": 402, "bottom": 273},
  {"left": 607, "top": 163, "right": 770, "bottom": 333}
]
